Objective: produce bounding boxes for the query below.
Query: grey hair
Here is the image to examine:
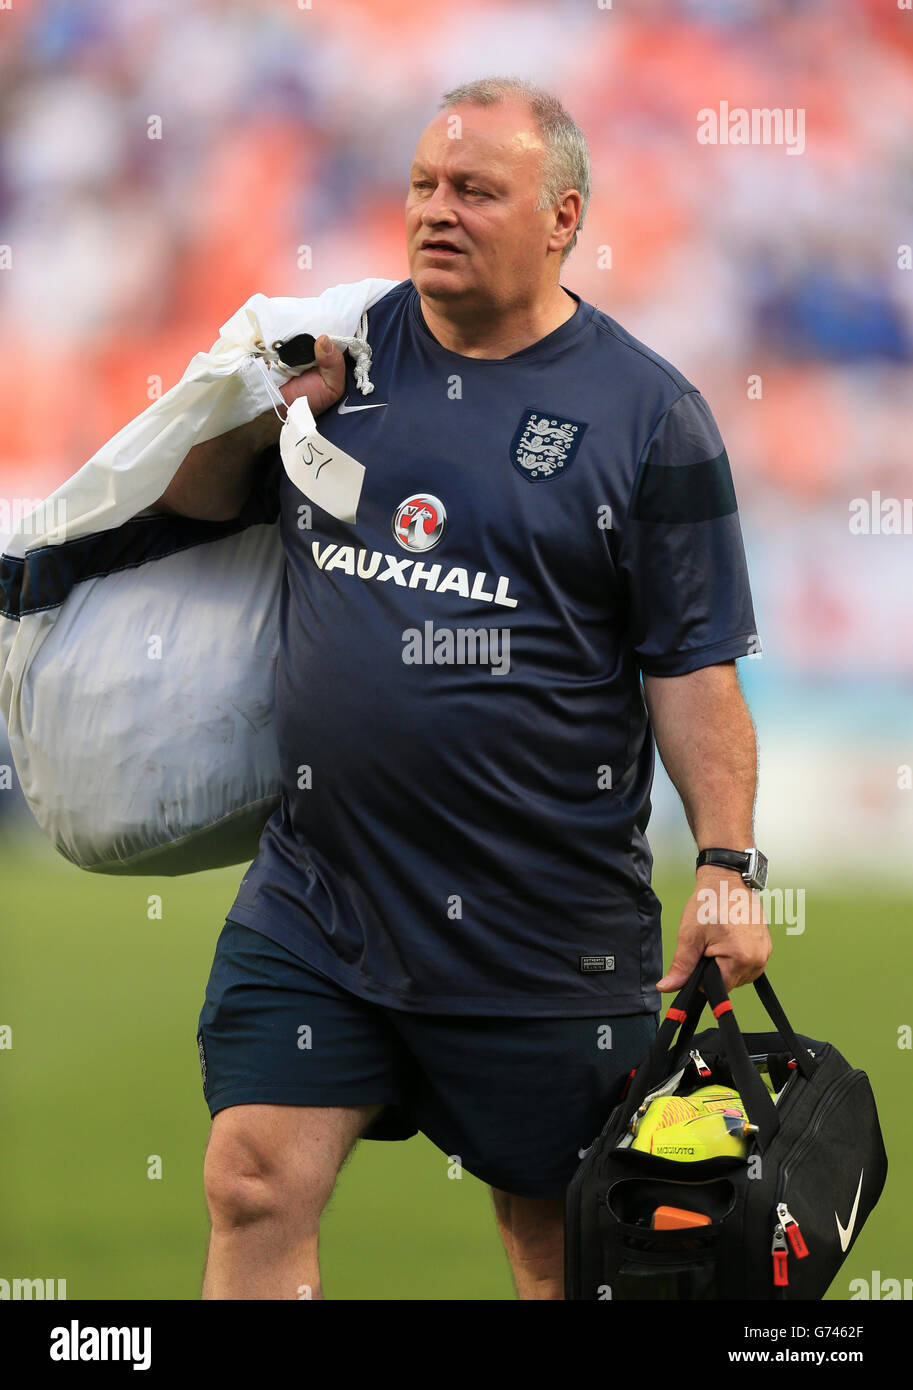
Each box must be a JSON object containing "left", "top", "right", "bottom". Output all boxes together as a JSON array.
[{"left": 438, "top": 76, "right": 591, "bottom": 262}]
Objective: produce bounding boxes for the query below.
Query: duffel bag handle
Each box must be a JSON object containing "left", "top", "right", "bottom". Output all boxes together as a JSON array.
[
  {"left": 620, "top": 957, "right": 817, "bottom": 1154},
  {"left": 752, "top": 973, "right": 817, "bottom": 1080},
  {"left": 699, "top": 959, "right": 780, "bottom": 1152},
  {"left": 621, "top": 956, "right": 716, "bottom": 1117}
]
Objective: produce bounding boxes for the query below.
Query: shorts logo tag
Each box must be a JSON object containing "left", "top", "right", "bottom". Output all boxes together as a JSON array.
[{"left": 579, "top": 954, "right": 615, "bottom": 973}]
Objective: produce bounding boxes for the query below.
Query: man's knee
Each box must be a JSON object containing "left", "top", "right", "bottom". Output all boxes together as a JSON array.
[
  {"left": 204, "top": 1103, "right": 376, "bottom": 1230},
  {"left": 491, "top": 1188, "right": 565, "bottom": 1257},
  {"left": 204, "top": 1143, "right": 325, "bottom": 1229}
]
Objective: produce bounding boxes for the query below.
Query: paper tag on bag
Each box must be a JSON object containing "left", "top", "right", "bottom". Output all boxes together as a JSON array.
[{"left": 279, "top": 395, "right": 365, "bottom": 523}]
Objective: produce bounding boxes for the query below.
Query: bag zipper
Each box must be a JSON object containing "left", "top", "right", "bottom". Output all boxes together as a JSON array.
[
  {"left": 768, "top": 1070, "right": 862, "bottom": 1290},
  {"left": 771, "top": 1220, "right": 789, "bottom": 1287},
  {"left": 686, "top": 1050, "right": 810, "bottom": 1107},
  {"left": 690, "top": 1047, "right": 712, "bottom": 1079},
  {"left": 621, "top": 1066, "right": 688, "bottom": 1143}
]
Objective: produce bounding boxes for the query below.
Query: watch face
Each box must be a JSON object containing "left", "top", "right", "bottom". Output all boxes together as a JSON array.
[{"left": 747, "top": 850, "right": 769, "bottom": 891}]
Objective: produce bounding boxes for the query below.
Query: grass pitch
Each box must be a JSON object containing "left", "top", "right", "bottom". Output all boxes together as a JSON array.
[{"left": 1, "top": 824, "right": 908, "bottom": 1300}]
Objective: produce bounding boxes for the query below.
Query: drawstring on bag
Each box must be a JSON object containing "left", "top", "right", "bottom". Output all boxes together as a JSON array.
[{"left": 253, "top": 308, "right": 376, "bottom": 419}]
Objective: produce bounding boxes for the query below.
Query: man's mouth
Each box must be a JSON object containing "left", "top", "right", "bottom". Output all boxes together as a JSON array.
[{"left": 420, "top": 239, "right": 464, "bottom": 256}]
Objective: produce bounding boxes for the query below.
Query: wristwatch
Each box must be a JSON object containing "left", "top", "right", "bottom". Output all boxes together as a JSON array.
[{"left": 695, "top": 847, "right": 769, "bottom": 891}]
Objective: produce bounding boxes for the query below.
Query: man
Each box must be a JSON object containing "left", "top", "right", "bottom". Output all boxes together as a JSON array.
[{"left": 158, "top": 76, "right": 770, "bottom": 1300}]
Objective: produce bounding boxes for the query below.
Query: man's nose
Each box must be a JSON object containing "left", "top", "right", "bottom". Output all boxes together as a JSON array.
[{"left": 421, "top": 184, "right": 457, "bottom": 224}]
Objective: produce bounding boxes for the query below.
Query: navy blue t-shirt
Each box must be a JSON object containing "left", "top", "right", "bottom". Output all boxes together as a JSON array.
[{"left": 228, "top": 279, "right": 758, "bottom": 1016}]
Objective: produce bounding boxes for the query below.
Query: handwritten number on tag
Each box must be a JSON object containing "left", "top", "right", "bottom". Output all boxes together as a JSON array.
[{"left": 294, "top": 437, "right": 330, "bottom": 478}]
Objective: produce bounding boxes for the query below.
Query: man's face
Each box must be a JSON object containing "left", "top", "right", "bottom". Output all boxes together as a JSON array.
[{"left": 405, "top": 99, "right": 562, "bottom": 313}]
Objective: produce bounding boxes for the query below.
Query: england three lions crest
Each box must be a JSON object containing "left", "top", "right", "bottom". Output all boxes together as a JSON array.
[{"left": 510, "top": 408, "right": 588, "bottom": 482}]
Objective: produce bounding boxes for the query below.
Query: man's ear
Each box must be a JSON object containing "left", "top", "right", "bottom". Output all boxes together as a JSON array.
[{"left": 549, "top": 190, "right": 582, "bottom": 256}]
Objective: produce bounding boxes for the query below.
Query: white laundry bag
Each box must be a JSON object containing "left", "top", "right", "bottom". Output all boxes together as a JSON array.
[{"left": 0, "top": 277, "right": 396, "bottom": 874}]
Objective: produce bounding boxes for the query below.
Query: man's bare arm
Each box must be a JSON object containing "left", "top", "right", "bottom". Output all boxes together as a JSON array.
[
  {"left": 643, "top": 660, "right": 771, "bottom": 993},
  {"left": 644, "top": 661, "right": 756, "bottom": 849},
  {"left": 154, "top": 411, "right": 284, "bottom": 521},
  {"left": 154, "top": 335, "right": 347, "bottom": 521}
]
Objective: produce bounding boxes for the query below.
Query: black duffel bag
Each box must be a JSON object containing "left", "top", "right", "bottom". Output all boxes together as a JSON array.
[{"left": 565, "top": 956, "right": 887, "bottom": 1300}]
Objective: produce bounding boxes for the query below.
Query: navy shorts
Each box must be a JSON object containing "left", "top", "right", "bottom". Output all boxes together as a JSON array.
[{"left": 196, "top": 920, "right": 658, "bottom": 1199}]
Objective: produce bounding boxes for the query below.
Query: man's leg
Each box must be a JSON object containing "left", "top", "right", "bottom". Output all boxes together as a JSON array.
[
  {"left": 202, "top": 1100, "right": 383, "bottom": 1300},
  {"left": 391, "top": 1005, "right": 656, "bottom": 1301},
  {"left": 489, "top": 1187, "right": 565, "bottom": 1301},
  {"left": 197, "top": 922, "right": 414, "bottom": 1299}
]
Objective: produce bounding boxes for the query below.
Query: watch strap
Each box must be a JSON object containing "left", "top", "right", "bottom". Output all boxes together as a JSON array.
[{"left": 696, "top": 848, "right": 752, "bottom": 874}]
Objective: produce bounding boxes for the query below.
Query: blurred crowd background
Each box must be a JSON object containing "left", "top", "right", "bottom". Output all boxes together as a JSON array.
[{"left": 1, "top": 0, "right": 911, "bottom": 878}]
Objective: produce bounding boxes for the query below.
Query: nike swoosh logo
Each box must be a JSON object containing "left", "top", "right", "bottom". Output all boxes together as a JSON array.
[
  {"left": 836, "top": 1169, "right": 864, "bottom": 1252},
  {"left": 336, "top": 397, "right": 388, "bottom": 415}
]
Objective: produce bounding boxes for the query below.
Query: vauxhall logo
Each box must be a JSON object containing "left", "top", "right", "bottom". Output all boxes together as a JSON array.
[
  {"left": 310, "top": 541, "right": 518, "bottom": 609},
  {"left": 309, "top": 492, "right": 518, "bottom": 607},
  {"left": 393, "top": 493, "right": 446, "bottom": 552}
]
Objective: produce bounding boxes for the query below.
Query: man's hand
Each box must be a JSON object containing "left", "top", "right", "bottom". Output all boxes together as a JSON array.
[
  {"left": 280, "top": 335, "right": 347, "bottom": 416},
  {"left": 656, "top": 866, "right": 772, "bottom": 995}
]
